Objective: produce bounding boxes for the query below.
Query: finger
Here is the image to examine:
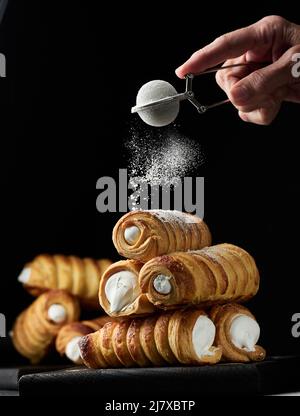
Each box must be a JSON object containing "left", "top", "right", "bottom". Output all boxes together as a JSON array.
[
  {"left": 215, "top": 56, "right": 250, "bottom": 94},
  {"left": 215, "top": 56, "right": 270, "bottom": 112},
  {"left": 176, "top": 15, "right": 291, "bottom": 79},
  {"left": 230, "top": 45, "right": 300, "bottom": 106},
  {"left": 232, "top": 85, "right": 288, "bottom": 113},
  {"left": 216, "top": 61, "right": 289, "bottom": 113},
  {"left": 245, "top": 45, "right": 273, "bottom": 63},
  {"left": 238, "top": 101, "right": 281, "bottom": 125},
  {"left": 176, "top": 25, "right": 258, "bottom": 78}
]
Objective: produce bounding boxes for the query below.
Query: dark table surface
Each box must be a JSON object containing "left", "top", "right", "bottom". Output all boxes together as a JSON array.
[{"left": 1, "top": 355, "right": 300, "bottom": 397}]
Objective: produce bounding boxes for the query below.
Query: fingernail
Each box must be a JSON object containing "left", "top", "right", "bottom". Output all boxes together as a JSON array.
[
  {"left": 175, "top": 66, "right": 183, "bottom": 77},
  {"left": 238, "top": 111, "right": 248, "bottom": 122},
  {"left": 232, "top": 85, "right": 251, "bottom": 104}
]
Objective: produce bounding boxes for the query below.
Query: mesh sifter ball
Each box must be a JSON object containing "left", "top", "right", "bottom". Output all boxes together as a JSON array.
[{"left": 135, "top": 80, "right": 180, "bottom": 127}]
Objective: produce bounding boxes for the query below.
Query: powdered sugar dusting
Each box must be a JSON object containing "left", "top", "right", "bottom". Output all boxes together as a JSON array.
[
  {"left": 125, "top": 122, "right": 204, "bottom": 187},
  {"left": 149, "top": 209, "right": 200, "bottom": 224},
  {"left": 125, "top": 122, "right": 204, "bottom": 211}
]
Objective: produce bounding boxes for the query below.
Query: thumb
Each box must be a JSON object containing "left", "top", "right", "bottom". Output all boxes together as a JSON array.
[{"left": 230, "top": 45, "right": 300, "bottom": 106}]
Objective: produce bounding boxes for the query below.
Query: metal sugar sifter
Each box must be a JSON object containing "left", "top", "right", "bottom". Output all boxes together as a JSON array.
[{"left": 131, "top": 63, "right": 264, "bottom": 127}]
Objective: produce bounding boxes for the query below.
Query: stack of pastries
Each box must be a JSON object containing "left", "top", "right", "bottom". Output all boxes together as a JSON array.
[
  {"left": 12, "top": 210, "right": 266, "bottom": 367},
  {"left": 79, "top": 210, "right": 266, "bottom": 368}
]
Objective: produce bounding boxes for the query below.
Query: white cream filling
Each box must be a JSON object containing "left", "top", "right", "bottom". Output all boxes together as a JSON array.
[
  {"left": 47, "top": 304, "right": 67, "bottom": 324},
  {"left": 230, "top": 314, "right": 260, "bottom": 352},
  {"left": 18, "top": 268, "right": 31, "bottom": 284},
  {"left": 153, "top": 274, "right": 172, "bottom": 294},
  {"left": 192, "top": 315, "right": 216, "bottom": 358},
  {"left": 105, "top": 271, "right": 139, "bottom": 313},
  {"left": 65, "top": 336, "right": 82, "bottom": 363},
  {"left": 124, "top": 226, "right": 141, "bottom": 245}
]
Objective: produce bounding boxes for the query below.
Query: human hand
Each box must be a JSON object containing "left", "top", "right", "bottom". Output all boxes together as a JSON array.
[{"left": 176, "top": 16, "right": 300, "bottom": 125}]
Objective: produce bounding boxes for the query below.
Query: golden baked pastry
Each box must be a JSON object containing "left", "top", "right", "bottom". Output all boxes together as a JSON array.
[
  {"left": 139, "top": 243, "right": 259, "bottom": 309},
  {"left": 18, "top": 254, "right": 112, "bottom": 309},
  {"left": 79, "top": 308, "right": 221, "bottom": 368},
  {"left": 113, "top": 210, "right": 212, "bottom": 262},
  {"left": 12, "top": 290, "right": 80, "bottom": 364}
]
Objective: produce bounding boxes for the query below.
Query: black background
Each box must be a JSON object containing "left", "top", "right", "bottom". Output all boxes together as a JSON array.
[{"left": 0, "top": 1, "right": 299, "bottom": 358}]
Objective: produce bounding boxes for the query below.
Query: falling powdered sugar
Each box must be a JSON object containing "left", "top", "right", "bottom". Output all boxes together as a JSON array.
[
  {"left": 125, "top": 123, "right": 204, "bottom": 187},
  {"left": 124, "top": 121, "right": 205, "bottom": 212}
]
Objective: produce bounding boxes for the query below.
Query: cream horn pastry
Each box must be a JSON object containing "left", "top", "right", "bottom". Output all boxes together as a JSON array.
[
  {"left": 210, "top": 303, "right": 266, "bottom": 362},
  {"left": 113, "top": 210, "right": 212, "bottom": 262},
  {"left": 56, "top": 316, "right": 116, "bottom": 364},
  {"left": 79, "top": 308, "right": 221, "bottom": 368},
  {"left": 18, "top": 254, "right": 112, "bottom": 309},
  {"left": 99, "top": 259, "right": 156, "bottom": 317},
  {"left": 12, "top": 290, "right": 80, "bottom": 364},
  {"left": 139, "top": 243, "right": 259, "bottom": 309}
]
